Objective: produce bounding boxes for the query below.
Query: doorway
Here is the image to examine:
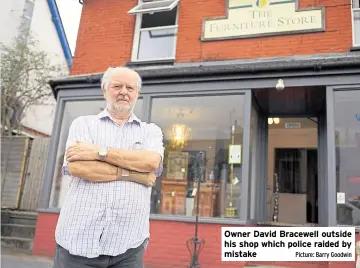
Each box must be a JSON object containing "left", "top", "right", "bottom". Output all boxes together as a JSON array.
[
  {"left": 274, "top": 148, "right": 318, "bottom": 224},
  {"left": 249, "top": 86, "right": 327, "bottom": 225}
]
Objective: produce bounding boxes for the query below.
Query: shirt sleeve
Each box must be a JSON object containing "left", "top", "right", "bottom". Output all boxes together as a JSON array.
[
  {"left": 61, "top": 116, "right": 93, "bottom": 176},
  {"left": 144, "top": 123, "right": 165, "bottom": 177}
]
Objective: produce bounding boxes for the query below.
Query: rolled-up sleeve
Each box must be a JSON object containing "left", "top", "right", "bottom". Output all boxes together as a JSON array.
[{"left": 144, "top": 123, "right": 165, "bottom": 177}]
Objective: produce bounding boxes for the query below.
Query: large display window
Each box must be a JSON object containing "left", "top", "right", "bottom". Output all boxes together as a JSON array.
[
  {"left": 149, "top": 94, "right": 246, "bottom": 218},
  {"left": 334, "top": 90, "right": 360, "bottom": 226},
  {"left": 49, "top": 98, "right": 143, "bottom": 208}
]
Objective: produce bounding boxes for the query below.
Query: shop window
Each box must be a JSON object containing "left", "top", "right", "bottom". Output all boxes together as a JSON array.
[
  {"left": 334, "top": 90, "right": 360, "bottom": 226},
  {"left": 149, "top": 95, "right": 245, "bottom": 219},
  {"left": 49, "top": 98, "right": 143, "bottom": 208},
  {"left": 353, "top": 0, "right": 360, "bottom": 47},
  {"left": 128, "top": 0, "right": 179, "bottom": 61}
]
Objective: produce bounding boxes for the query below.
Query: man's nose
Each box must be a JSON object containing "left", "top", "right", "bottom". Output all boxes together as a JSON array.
[{"left": 119, "top": 85, "right": 128, "bottom": 94}]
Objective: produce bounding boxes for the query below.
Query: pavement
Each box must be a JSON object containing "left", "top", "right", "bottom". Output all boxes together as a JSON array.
[{"left": 1, "top": 247, "right": 54, "bottom": 268}]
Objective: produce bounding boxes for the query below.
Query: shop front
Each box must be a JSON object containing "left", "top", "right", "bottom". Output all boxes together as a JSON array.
[{"left": 33, "top": 53, "right": 360, "bottom": 267}]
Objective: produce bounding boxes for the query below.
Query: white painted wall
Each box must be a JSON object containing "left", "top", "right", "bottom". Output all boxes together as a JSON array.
[
  {"left": 0, "top": 0, "right": 70, "bottom": 136},
  {"left": 21, "top": 0, "right": 70, "bottom": 136},
  {"left": 0, "top": 0, "right": 25, "bottom": 48}
]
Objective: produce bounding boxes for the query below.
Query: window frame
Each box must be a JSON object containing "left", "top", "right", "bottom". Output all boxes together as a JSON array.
[
  {"left": 146, "top": 90, "right": 252, "bottom": 223},
  {"left": 326, "top": 85, "right": 360, "bottom": 230},
  {"left": 130, "top": 0, "right": 180, "bottom": 62},
  {"left": 128, "top": 0, "right": 180, "bottom": 15},
  {"left": 351, "top": 0, "right": 360, "bottom": 47}
]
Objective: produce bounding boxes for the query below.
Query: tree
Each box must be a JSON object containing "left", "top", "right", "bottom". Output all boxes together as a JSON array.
[{"left": 1, "top": 29, "right": 67, "bottom": 136}]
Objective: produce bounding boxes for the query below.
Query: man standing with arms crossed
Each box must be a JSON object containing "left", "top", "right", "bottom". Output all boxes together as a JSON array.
[{"left": 53, "top": 66, "right": 164, "bottom": 268}]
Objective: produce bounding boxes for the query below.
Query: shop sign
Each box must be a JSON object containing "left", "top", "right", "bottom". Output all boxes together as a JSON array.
[
  {"left": 201, "top": 0, "right": 325, "bottom": 41},
  {"left": 285, "top": 122, "right": 301, "bottom": 128}
]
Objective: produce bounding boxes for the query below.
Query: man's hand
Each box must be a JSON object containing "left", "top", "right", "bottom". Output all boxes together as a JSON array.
[
  {"left": 147, "top": 173, "right": 156, "bottom": 187},
  {"left": 66, "top": 141, "right": 101, "bottom": 162}
]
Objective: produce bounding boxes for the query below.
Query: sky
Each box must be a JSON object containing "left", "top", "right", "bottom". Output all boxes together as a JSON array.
[{"left": 55, "top": 0, "right": 83, "bottom": 55}]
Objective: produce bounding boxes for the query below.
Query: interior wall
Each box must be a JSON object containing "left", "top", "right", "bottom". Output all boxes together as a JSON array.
[{"left": 267, "top": 126, "right": 318, "bottom": 222}]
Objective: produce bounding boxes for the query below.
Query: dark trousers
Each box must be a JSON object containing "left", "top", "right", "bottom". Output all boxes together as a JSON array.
[{"left": 53, "top": 242, "right": 145, "bottom": 268}]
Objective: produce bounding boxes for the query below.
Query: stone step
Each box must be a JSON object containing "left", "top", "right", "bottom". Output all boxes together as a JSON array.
[
  {"left": 1, "top": 236, "right": 33, "bottom": 251},
  {"left": 1, "top": 210, "right": 37, "bottom": 225},
  {"left": 1, "top": 211, "right": 10, "bottom": 224},
  {"left": 1, "top": 224, "right": 36, "bottom": 239}
]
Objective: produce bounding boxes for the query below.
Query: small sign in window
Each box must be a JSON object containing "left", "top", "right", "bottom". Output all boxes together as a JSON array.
[{"left": 285, "top": 122, "right": 301, "bottom": 129}]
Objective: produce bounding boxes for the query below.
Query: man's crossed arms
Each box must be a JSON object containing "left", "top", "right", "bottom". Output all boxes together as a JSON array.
[{"left": 65, "top": 141, "right": 161, "bottom": 187}]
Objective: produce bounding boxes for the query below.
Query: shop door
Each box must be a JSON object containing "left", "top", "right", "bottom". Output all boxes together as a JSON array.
[{"left": 249, "top": 87, "right": 328, "bottom": 225}]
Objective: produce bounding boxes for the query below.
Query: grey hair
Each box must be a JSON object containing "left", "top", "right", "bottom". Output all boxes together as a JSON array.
[{"left": 101, "top": 66, "right": 142, "bottom": 92}]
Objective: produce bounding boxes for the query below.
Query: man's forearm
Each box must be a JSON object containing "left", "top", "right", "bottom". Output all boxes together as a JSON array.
[
  {"left": 67, "top": 161, "right": 155, "bottom": 186},
  {"left": 103, "top": 148, "right": 161, "bottom": 173}
]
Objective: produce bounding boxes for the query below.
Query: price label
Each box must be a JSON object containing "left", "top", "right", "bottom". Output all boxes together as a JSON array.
[{"left": 191, "top": 188, "right": 197, "bottom": 196}]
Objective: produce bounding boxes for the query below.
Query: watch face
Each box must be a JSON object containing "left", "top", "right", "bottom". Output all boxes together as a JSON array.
[{"left": 99, "top": 148, "right": 107, "bottom": 157}]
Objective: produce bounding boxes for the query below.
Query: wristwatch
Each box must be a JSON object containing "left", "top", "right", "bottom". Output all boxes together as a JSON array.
[{"left": 98, "top": 147, "right": 108, "bottom": 161}]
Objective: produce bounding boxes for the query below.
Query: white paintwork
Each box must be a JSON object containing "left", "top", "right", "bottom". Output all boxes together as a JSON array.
[
  {"left": 0, "top": 0, "right": 25, "bottom": 48},
  {"left": 130, "top": 0, "right": 179, "bottom": 62},
  {"left": 0, "top": 0, "right": 71, "bottom": 136},
  {"left": 21, "top": 0, "right": 70, "bottom": 135}
]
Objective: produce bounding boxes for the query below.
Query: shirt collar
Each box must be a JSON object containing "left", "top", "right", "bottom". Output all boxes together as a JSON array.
[{"left": 96, "top": 108, "right": 141, "bottom": 124}]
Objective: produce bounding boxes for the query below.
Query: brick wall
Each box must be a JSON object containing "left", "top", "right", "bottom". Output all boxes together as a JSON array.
[
  {"left": 33, "top": 212, "right": 359, "bottom": 268},
  {"left": 70, "top": 0, "right": 353, "bottom": 75},
  {"left": 33, "top": 213, "right": 59, "bottom": 257}
]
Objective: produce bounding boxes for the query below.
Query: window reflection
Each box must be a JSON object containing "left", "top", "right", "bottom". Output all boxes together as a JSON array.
[
  {"left": 353, "top": 10, "right": 360, "bottom": 46},
  {"left": 334, "top": 90, "right": 360, "bottom": 226},
  {"left": 49, "top": 98, "right": 143, "bottom": 208},
  {"left": 136, "top": 8, "right": 178, "bottom": 60},
  {"left": 150, "top": 95, "right": 245, "bottom": 218},
  {"left": 137, "top": 27, "right": 177, "bottom": 60}
]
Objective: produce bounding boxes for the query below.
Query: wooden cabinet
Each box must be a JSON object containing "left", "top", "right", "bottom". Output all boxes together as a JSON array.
[
  {"left": 160, "top": 179, "right": 187, "bottom": 215},
  {"left": 192, "top": 183, "right": 219, "bottom": 217},
  {"left": 160, "top": 180, "right": 219, "bottom": 217}
]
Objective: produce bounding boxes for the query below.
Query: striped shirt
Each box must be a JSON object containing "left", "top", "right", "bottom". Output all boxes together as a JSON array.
[{"left": 55, "top": 108, "right": 164, "bottom": 258}]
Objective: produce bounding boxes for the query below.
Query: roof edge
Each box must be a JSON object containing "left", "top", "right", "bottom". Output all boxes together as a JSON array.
[{"left": 49, "top": 52, "right": 360, "bottom": 98}]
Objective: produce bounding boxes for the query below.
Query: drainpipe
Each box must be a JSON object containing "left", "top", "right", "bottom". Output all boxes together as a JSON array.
[{"left": 46, "top": 0, "right": 73, "bottom": 69}]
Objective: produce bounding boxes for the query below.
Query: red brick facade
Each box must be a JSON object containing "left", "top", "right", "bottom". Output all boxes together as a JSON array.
[{"left": 70, "top": 0, "right": 353, "bottom": 75}]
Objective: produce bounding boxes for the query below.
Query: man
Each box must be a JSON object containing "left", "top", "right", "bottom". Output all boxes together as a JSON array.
[{"left": 53, "top": 66, "right": 164, "bottom": 268}]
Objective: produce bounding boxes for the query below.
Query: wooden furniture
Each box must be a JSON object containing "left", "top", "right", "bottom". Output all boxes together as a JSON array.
[
  {"left": 160, "top": 179, "right": 187, "bottom": 215},
  {"left": 192, "top": 183, "right": 219, "bottom": 217}
]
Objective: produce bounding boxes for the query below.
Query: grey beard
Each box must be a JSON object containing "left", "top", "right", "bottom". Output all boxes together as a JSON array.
[{"left": 107, "top": 102, "right": 135, "bottom": 115}]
